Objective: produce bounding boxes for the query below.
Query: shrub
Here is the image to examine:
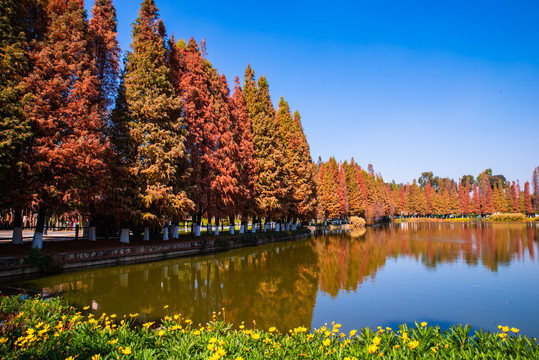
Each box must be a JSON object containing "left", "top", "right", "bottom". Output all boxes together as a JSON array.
[
  {"left": 349, "top": 216, "right": 366, "bottom": 230},
  {"left": 488, "top": 213, "right": 527, "bottom": 222}
]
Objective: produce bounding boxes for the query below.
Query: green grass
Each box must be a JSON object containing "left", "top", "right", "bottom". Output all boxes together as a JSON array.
[{"left": 1, "top": 296, "right": 538, "bottom": 359}]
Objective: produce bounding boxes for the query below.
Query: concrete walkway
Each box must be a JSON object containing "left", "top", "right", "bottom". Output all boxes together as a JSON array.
[{"left": 0, "top": 229, "right": 79, "bottom": 243}]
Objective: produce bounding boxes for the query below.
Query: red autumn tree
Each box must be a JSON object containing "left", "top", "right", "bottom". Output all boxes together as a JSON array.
[
  {"left": 472, "top": 184, "right": 481, "bottom": 215},
  {"left": 345, "top": 159, "right": 365, "bottom": 217},
  {"left": 229, "top": 76, "right": 256, "bottom": 224},
  {"left": 523, "top": 182, "right": 533, "bottom": 215},
  {"left": 24, "top": 0, "right": 112, "bottom": 247},
  {"left": 89, "top": 0, "right": 120, "bottom": 117}
]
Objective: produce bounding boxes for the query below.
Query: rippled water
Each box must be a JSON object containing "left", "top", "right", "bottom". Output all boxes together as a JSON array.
[{"left": 6, "top": 223, "right": 539, "bottom": 338}]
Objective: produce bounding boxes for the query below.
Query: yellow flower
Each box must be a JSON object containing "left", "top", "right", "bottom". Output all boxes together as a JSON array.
[
  {"left": 207, "top": 343, "right": 215, "bottom": 351},
  {"left": 372, "top": 336, "right": 381, "bottom": 346},
  {"left": 163, "top": 305, "right": 169, "bottom": 309},
  {"left": 91, "top": 355, "right": 101, "bottom": 360},
  {"left": 129, "top": 313, "right": 139, "bottom": 318},
  {"left": 368, "top": 344, "right": 378, "bottom": 353},
  {"left": 431, "top": 347, "right": 437, "bottom": 353},
  {"left": 498, "top": 325, "right": 503, "bottom": 330},
  {"left": 142, "top": 322, "right": 155, "bottom": 329},
  {"left": 499, "top": 333, "right": 507, "bottom": 339},
  {"left": 251, "top": 333, "right": 260, "bottom": 340},
  {"left": 209, "top": 337, "right": 218, "bottom": 343},
  {"left": 502, "top": 326, "right": 509, "bottom": 333},
  {"left": 193, "top": 330, "right": 201, "bottom": 336},
  {"left": 349, "top": 329, "right": 357, "bottom": 337},
  {"left": 108, "top": 339, "right": 118, "bottom": 345},
  {"left": 401, "top": 332, "right": 409, "bottom": 342},
  {"left": 158, "top": 330, "right": 165, "bottom": 337},
  {"left": 322, "top": 338, "right": 331, "bottom": 347},
  {"left": 83, "top": 306, "right": 90, "bottom": 310},
  {"left": 408, "top": 340, "right": 419, "bottom": 349},
  {"left": 378, "top": 352, "right": 384, "bottom": 358},
  {"left": 120, "top": 346, "right": 132, "bottom": 355},
  {"left": 269, "top": 327, "right": 277, "bottom": 332},
  {"left": 511, "top": 327, "right": 520, "bottom": 334},
  {"left": 306, "top": 334, "right": 315, "bottom": 340},
  {"left": 421, "top": 322, "right": 427, "bottom": 327},
  {"left": 235, "top": 357, "right": 244, "bottom": 360},
  {"left": 393, "top": 344, "right": 401, "bottom": 349},
  {"left": 239, "top": 325, "right": 245, "bottom": 330},
  {"left": 0, "top": 337, "right": 8, "bottom": 344},
  {"left": 110, "top": 314, "right": 117, "bottom": 318}
]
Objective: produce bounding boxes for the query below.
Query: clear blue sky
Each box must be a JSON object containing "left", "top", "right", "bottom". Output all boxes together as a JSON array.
[{"left": 85, "top": 0, "right": 539, "bottom": 185}]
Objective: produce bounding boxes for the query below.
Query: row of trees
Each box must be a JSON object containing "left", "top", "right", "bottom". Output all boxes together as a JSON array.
[
  {"left": 0, "top": 0, "right": 316, "bottom": 247},
  {"left": 316, "top": 161, "right": 539, "bottom": 222},
  {"left": 1, "top": 0, "right": 537, "bottom": 247}
]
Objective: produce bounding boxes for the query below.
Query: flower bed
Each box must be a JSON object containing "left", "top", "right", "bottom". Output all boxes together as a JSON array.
[{"left": 1, "top": 296, "right": 538, "bottom": 359}]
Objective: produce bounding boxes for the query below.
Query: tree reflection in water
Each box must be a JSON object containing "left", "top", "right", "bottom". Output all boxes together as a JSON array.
[{"left": 10, "top": 223, "right": 538, "bottom": 332}]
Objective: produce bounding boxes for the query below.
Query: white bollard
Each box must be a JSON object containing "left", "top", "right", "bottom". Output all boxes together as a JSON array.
[
  {"left": 143, "top": 227, "right": 150, "bottom": 241},
  {"left": 89, "top": 226, "right": 96, "bottom": 241},
  {"left": 163, "top": 226, "right": 169, "bottom": 241},
  {"left": 239, "top": 224, "right": 245, "bottom": 234},
  {"left": 251, "top": 223, "right": 256, "bottom": 233},
  {"left": 12, "top": 227, "right": 23, "bottom": 245},
  {"left": 172, "top": 225, "right": 179, "bottom": 239},
  {"left": 120, "top": 228, "right": 130, "bottom": 244},
  {"left": 32, "top": 231, "right": 43, "bottom": 249}
]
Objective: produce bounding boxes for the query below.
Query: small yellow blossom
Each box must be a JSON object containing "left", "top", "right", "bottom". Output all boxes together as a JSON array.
[
  {"left": 239, "top": 325, "right": 245, "bottom": 330},
  {"left": 408, "top": 340, "right": 419, "bottom": 349},
  {"left": 349, "top": 329, "right": 357, "bottom": 337},
  {"left": 163, "top": 305, "right": 169, "bottom": 309},
  {"left": 511, "top": 327, "right": 520, "bottom": 333},
  {"left": 235, "top": 357, "right": 244, "bottom": 360},
  {"left": 502, "top": 326, "right": 509, "bottom": 333},
  {"left": 322, "top": 338, "right": 331, "bottom": 347},
  {"left": 431, "top": 347, "right": 437, "bottom": 353},
  {"left": 110, "top": 314, "right": 117, "bottom": 318},
  {"left": 91, "top": 355, "right": 100, "bottom": 360},
  {"left": 269, "top": 327, "right": 277, "bottom": 332},
  {"left": 83, "top": 306, "right": 90, "bottom": 310},
  {"left": 108, "top": 339, "right": 118, "bottom": 345},
  {"left": 373, "top": 336, "right": 381, "bottom": 346},
  {"left": 142, "top": 322, "right": 155, "bottom": 329},
  {"left": 499, "top": 333, "right": 507, "bottom": 339},
  {"left": 158, "top": 330, "right": 165, "bottom": 337},
  {"left": 0, "top": 337, "right": 8, "bottom": 344},
  {"left": 393, "top": 344, "right": 401, "bottom": 349},
  {"left": 421, "top": 322, "right": 427, "bottom": 327},
  {"left": 120, "top": 346, "right": 131, "bottom": 355},
  {"left": 251, "top": 333, "right": 260, "bottom": 340},
  {"left": 207, "top": 343, "right": 215, "bottom": 351},
  {"left": 193, "top": 330, "right": 201, "bottom": 336},
  {"left": 129, "top": 313, "right": 139, "bottom": 317},
  {"left": 367, "top": 344, "right": 378, "bottom": 353}
]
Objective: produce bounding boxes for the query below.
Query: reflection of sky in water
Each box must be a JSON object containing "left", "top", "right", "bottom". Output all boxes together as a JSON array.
[{"left": 4, "top": 223, "right": 539, "bottom": 338}]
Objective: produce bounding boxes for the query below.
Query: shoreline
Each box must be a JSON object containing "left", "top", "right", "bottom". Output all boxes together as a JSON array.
[{"left": 0, "top": 229, "right": 312, "bottom": 279}]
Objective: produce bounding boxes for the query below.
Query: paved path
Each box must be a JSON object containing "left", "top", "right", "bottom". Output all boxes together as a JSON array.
[{"left": 0, "top": 230, "right": 78, "bottom": 243}]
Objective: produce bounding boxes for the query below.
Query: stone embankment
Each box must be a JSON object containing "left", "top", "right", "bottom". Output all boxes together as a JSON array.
[{"left": 0, "top": 230, "right": 311, "bottom": 279}]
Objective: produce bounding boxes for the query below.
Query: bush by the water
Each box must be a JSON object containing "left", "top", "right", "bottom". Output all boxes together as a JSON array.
[
  {"left": 349, "top": 216, "right": 366, "bottom": 230},
  {"left": 1, "top": 296, "right": 538, "bottom": 359},
  {"left": 489, "top": 213, "right": 527, "bottom": 222}
]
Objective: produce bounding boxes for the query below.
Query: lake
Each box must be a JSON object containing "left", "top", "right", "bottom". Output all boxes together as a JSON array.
[{"left": 5, "top": 222, "right": 539, "bottom": 338}]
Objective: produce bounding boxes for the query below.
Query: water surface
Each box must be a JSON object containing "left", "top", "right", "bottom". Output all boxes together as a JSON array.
[{"left": 6, "top": 223, "right": 539, "bottom": 338}]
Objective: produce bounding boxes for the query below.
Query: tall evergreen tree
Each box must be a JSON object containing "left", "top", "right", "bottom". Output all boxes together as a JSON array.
[
  {"left": 229, "top": 76, "right": 256, "bottom": 224},
  {"left": 345, "top": 159, "right": 365, "bottom": 216},
  {"left": 243, "top": 66, "right": 287, "bottom": 222},
  {"left": 472, "top": 184, "right": 481, "bottom": 215},
  {"left": 89, "top": 0, "right": 120, "bottom": 117},
  {"left": 523, "top": 181, "right": 533, "bottom": 215},
  {"left": 0, "top": 0, "right": 32, "bottom": 244},
  {"left": 24, "top": 0, "right": 112, "bottom": 248},
  {"left": 123, "top": 0, "right": 191, "bottom": 236}
]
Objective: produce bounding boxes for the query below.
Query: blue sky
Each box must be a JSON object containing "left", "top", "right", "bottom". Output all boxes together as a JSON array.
[{"left": 85, "top": 0, "right": 539, "bottom": 184}]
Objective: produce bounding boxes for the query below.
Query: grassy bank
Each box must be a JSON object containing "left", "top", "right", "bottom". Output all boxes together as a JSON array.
[
  {"left": 395, "top": 214, "right": 537, "bottom": 224},
  {"left": 1, "top": 297, "right": 538, "bottom": 359}
]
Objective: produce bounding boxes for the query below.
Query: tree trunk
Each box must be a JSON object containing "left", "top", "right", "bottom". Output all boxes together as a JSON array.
[
  {"left": 32, "top": 204, "right": 47, "bottom": 249},
  {"left": 12, "top": 207, "right": 24, "bottom": 245},
  {"left": 143, "top": 227, "right": 150, "bottom": 241}
]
